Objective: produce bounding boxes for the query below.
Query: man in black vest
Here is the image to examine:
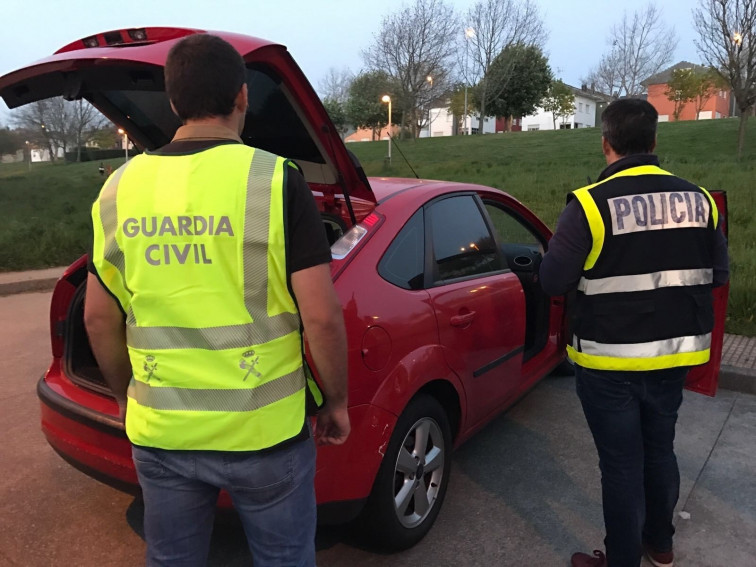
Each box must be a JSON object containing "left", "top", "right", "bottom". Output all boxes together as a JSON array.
[{"left": 540, "top": 98, "right": 728, "bottom": 567}]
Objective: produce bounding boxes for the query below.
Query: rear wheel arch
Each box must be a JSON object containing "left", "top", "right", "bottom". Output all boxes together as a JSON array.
[{"left": 414, "top": 379, "right": 462, "bottom": 443}]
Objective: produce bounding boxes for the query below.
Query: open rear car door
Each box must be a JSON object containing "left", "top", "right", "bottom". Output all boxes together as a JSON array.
[{"left": 685, "top": 190, "right": 729, "bottom": 397}]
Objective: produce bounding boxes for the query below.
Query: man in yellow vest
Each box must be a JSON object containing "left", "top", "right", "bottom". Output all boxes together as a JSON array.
[
  {"left": 540, "top": 99, "right": 728, "bottom": 567},
  {"left": 84, "top": 34, "right": 349, "bottom": 566}
]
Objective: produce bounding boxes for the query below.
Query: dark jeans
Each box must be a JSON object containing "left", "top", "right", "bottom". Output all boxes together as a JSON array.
[
  {"left": 132, "top": 436, "right": 317, "bottom": 567},
  {"left": 576, "top": 365, "right": 687, "bottom": 567}
]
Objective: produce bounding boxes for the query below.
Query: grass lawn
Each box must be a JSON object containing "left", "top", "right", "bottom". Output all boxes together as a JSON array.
[{"left": 0, "top": 118, "right": 753, "bottom": 336}]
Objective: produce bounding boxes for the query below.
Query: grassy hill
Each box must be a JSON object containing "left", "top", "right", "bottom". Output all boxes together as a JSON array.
[
  {"left": 349, "top": 119, "right": 755, "bottom": 337},
  {"left": 0, "top": 118, "right": 753, "bottom": 335}
]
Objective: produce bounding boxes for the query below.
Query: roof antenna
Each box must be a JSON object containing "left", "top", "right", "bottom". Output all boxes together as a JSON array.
[{"left": 389, "top": 135, "right": 420, "bottom": 179}]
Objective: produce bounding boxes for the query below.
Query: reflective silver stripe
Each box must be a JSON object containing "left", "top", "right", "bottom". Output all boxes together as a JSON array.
[
  {"left": 578, "top": 269, "right": 713, "bottom": 295},
  {"left": 127, "top": 368, "right": 305, "bottom": 412},
  {"left": 98, "top": 167, "right": 129, "bottom": 281},
  {"left": 244, "top": 150, "right": 277, "bottom": 320},
  {"left": 126, "top": 312, "right": 299, "bottom": 350},
  {"left": 575, "top": 333, "right": 712, "bottom": 358}
]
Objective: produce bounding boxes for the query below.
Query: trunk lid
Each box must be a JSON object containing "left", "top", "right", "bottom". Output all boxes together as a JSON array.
[{"left": 0, "top": 27, "right": 375, "bottom": 222}]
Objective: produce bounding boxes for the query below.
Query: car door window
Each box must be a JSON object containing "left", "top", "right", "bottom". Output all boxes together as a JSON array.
[
  {"left": 484, "top": 203, "right": 543, "bottom": 248},
  {"left": 379, "top": 209, "right": 425, "bottom": 290},
  {"left": 430, "top": 196, "right": 501, "bottom": 282}
]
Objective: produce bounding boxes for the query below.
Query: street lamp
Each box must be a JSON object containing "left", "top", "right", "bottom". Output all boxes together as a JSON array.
[
  {"left": 381, "top": 95, "right": 392, "bottom": 165},
  {"left": 464, "top": 27, "right": 475, "bottom": 136},
  {"left": 426, "top": 75, "right": 433, "bottom": 138},
  {"left": 25, "top": 140, "right": 30, "bottom": 171},
  {"left": 118, "top": 128, "right": 129, "bottom": 162}
]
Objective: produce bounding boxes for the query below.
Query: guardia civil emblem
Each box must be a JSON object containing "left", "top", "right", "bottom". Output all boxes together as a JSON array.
[
  {"left": 239, "top": 349, "right": 261, "bottom": 381},
  {"left": 143, "top": 355, "right": 158, "bottom": 382}
]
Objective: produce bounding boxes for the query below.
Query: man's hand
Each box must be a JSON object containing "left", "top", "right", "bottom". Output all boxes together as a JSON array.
[{"left": 314, "top": 402, "right": 350, "bottom": 446}]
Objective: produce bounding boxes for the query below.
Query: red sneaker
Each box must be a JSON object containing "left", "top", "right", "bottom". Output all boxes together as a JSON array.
[
  {"left": 644, "top": 544, "right": 674, "bottom": 567},
  {"left": 571, "top": 550, "right": 607, "bottom": 567}
]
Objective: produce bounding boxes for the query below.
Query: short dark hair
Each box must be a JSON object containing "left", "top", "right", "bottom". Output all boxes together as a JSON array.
[
  {"left": 601, "top": 98, "right": 658, "bottom": 156},
  {"left": 165, "top": 34, "right": 246, "bottom": 121}
]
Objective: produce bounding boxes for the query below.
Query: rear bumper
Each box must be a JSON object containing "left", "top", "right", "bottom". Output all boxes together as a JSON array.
[
  {"left": 38, "top": 375, "right": 137, "bottom": 487},
  {"left": 37, "top": 373, "right": 397, "bottom": 524}
]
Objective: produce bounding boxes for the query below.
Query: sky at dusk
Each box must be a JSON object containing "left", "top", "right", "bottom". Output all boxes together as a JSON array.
[{"left": 0, "top": 0, "right": 704, "bottom": 121}]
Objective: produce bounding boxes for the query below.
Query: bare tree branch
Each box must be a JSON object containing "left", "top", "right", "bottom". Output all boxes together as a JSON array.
[
  {"left": 586, "top": 4, "right": 678, "bottom": 97},
  {"left": 363, "top": 0, "right": 458, "bottom": 136},
  {"left": 464, "top": 0, "right": 547, "bottom": 132},
  {"left": 318, "top": 67, "right": 354, "bottom": 104}
]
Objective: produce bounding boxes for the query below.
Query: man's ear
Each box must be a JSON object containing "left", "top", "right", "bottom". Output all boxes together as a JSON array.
[
  {"left": 601, "top": 136, "right": 612, "bottom": 157},
  {"left": 235, "top": 83, "right": 248, "bottom": 114}
]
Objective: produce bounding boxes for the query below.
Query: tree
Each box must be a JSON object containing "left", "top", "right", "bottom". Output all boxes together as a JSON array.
[
  {"left": 448, "top": 83, "right": 479, "bottom": 133},
  {"left": 0, "top": 126, "right": 22, "bottom": 157},
  {"left": 322, "top": 97, "right": 350, "bottom": 139},
  {"left": 12, "top": 97, "right": 106, "bottom": 161},
  {"left": 484, "top": 44, "right": 552, "bottom": 125},
  {"left": 692, "top": 68, "right": 728, "bottom": 120},
  {"left": 464, "top": 0, "right": 546, "bottom": 134},
  {"left": 694, "top": 0, "right": 756, "bottom": 157},
  {"left": 318, "top": 67, "right": 353, "bottom": 104},
  {"left": 363, "top": 0, "right": 458, "bottom": 137},
  {"left": 585, "top": 4, "right": 677, "bottom": 97},
  {"left": 665, "top": 68, "right": 700, "bottom": 121},
  {"left": 346, "top": 71, "right": 399, "bottom": 140},
  {"left": 70, "top": 99, "right": 107, "bottom": 162},
  {"left": 89, "top": 126, "right": 121, "bottom": 149},
  {"left": 542, "top": 80, "right": 576, "bottom": 129}
]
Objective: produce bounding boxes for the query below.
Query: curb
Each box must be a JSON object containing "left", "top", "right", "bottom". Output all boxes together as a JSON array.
[
  {"left": 719, "top": 365, "right": 756, "bottom": 396},
  {"left": 0, "top": 277, "right": 59, "bottom": 297}
]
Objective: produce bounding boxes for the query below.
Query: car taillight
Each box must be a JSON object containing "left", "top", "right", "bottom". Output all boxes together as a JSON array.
[
  {"left": 330, "top": 212, "right": 384, "bottom": 279},
  {"left": 331, "top": 225, "right": 368, "bottom": 260}
]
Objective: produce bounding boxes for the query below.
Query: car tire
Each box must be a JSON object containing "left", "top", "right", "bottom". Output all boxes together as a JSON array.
[{"left": 358, "top": 394, "right": 452, "bottom": 551}]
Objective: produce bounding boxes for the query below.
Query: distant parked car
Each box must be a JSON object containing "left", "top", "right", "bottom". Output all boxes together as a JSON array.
[{"left": 0, "top": 27, "right": 728, "bottom": 550}]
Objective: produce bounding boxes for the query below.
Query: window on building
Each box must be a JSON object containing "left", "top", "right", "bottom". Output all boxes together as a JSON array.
[
  {"left": 586, "top": 104, "right": 591, "bottom": 114},
  {"left": 527, "top": 125, "right": 540, "bottom": 131},
  {"left": 579, "top": 102, "right": 583, "bottom": 112}
]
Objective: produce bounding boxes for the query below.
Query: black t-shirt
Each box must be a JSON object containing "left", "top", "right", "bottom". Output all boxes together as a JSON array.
[{"left": 88, "top": 139, "right": 332, "bottom": 279}]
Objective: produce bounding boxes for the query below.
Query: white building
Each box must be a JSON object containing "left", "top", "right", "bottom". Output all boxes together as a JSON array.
[
  {"left": 521, "top": 85, "right": 610, "bottom": 131},
  {"left": 420, "top": 107, "right": 496, "bottom": 137}
]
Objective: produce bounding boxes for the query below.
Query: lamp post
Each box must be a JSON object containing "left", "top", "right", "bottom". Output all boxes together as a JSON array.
[
  {"left": 118, "top": 128, "right": 129, "bottom": 162},
  {"left": 381, "top": 95, "right": 392, "bottom": 165},
  {"left": 426, "top": 75, "right": 433, "bottom": 138},
  {"left": 25, "top": 140, "right": 30, "bottom": 171},
  {"left": 464, "top": 27, "right": 475, "bottom": 136}
]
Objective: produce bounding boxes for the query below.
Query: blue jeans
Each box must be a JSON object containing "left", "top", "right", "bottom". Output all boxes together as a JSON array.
[
  {"left": 576, "top": 365, "right": 687, "bottom": 567},
  {"left": 132, "top": 436, "right": 316, "bottom": 567}
]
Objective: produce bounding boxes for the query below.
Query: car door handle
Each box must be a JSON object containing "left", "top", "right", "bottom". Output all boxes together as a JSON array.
[{"left": 450, "top": 311, "right": 476, "bottom": 327}]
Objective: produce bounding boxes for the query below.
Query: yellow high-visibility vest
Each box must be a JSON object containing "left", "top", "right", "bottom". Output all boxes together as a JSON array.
[{"left": 91, "top": 144, "right": 322, "bottom": 450}]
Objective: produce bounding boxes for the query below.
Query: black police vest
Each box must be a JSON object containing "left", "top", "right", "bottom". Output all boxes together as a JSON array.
[{"left": 567, "top": 164, "right": 718, "bottom": 371}]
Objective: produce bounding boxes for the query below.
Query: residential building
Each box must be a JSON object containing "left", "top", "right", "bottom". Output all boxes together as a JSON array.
[
  {"left": 518, "top": 84, "right": 611, "bottom": 131},
  {"left": 643, "top": 61, "right": 730, "bottom": 122}
]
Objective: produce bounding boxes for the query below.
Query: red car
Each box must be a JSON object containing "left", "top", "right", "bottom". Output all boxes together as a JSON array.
[{"left": 0, "top": 28, "right": 728, "bottom": 550}]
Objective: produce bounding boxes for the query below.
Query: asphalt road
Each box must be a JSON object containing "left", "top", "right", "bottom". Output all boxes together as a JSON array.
[{"left": 2, "top": 292, "right": 754, "bottom": 566}]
